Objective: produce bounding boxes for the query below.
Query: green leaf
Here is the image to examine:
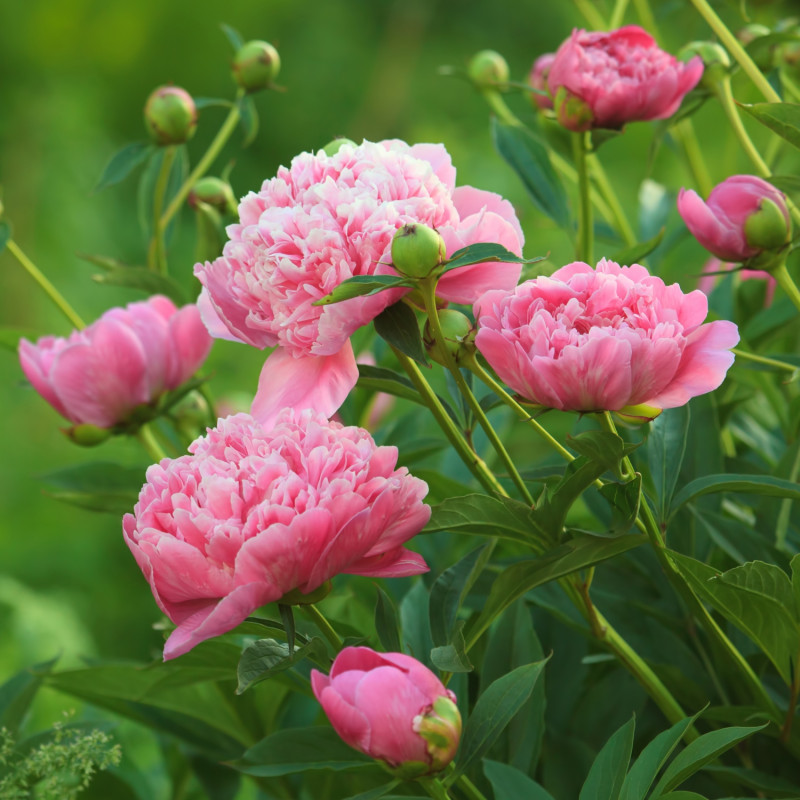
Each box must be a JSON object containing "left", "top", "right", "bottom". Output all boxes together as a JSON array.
[
  {"left": 740, "top": 102, "right": 800, "bottom": 152},
  {"left": 484, "top": 759, "right": 556, "bottom": 800},
  {"left": 194, "top": 96, "right": 235, "bottom": 110},
  {"left": 374, "top": 300, "right": 428, "bottom": 366},
  {"left": 654, "top": 794, "right": 705, "bottom": 800},
  {"left": 0, "top": 658, "right": 57, "bottom": 734},
  {"left": 619, "top": 713, "right": 701, "bottom": 800},
  {"left": 343, "top": 784, "right": 401, "bottom": 800},
  {"left": 0, "top": 327, "right": 42, "bottom": 352},
  {"left": 650, "top": 723, "right": 767, "bottom": 796},
  {"left": 313, "top": 274, "right": 413, "bottom": 306},
  {"left": 792, "top": 553, "right": 800, "bottom": 619},
  {"left": 238, "top": 94, "right": 259, "bottom": 147},
  {"left": 579, "top": 715, "right": 635, "bottom": 800},
  {"left": 94, "top": 141, "right": 154, "bottom": 193},
  {"left": 440, "top": 242, "right": 539, "bottom": 274},
  {"left": 38, "top": 461, "right": 146, "bottom": 514},
  {"left": 598, "top": 476, "right": 642, "bottom": 536},
  {"left": 430, "top": 622, "right": 473, "bottom": 672},
  {"left": 670, "top": 552, "right": 800, "bottom": 685},
  {"left": 91, "top": 265, "right": 187, "bottom": 305},
  {"left": 769, "top": 175, "right": 800, "bottom": 201},
  {"left": 138, "top": 144, "right": 188, "bottom": 242},
  {"left": 703, "top": 765, "right": 800, "bottom": 797},
  {"left": 454, "top": 659, "right": 548, "bottom": 778},
  {"left": 374, "top": 587, "right": 402, "bottom": 653},
  {"left": 356, "top": 364, "right": 423, "bottom": 405},
  {"left": 0, "top": 219, "right": 11, "bottom": 253},
  {"left": 609, "top": 228, "right": 665, "bottom": 266},
  {"left": 429, "top": 543, "right": 493, "bottom": 647},
  {"left": 220, "top": 22, "right": 245, "bottom": 50},
  {"left": 231, "top": 726, "right": 373, "bottom": 776},
  {"left": 425, "top": 493, "right": 545, "bottom": 546},
  {"left": 236, "top": 637, "right": 328, "bottom": 694},
  {"left": 467, "top": 533, "right": 646, "bottom": 646},
  {"left": 647, "top": 406, "right": 690, "bottom": 523},
  {"left": 669, "top": 474, "right": 800, "bottom": 521},
  {"left": 491, "top": 118, "right": 570, "bottom": 228},
  {"left": 567, "top": 430, "right": 637, "bottom": 471}
]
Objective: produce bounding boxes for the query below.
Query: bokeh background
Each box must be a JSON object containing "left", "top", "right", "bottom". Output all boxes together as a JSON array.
[{"left": 1, "top": 0, "right": 797, "bottom": 775}]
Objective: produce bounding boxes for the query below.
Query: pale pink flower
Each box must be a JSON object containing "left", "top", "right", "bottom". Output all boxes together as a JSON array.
[
  {"left": 195, "top": 139, "right": 524, "bottom": 426},
  {"left": 19, "top": 296, "right": 212, "bottom": 429},
  {"left": 474, "top": 259, "right": 739, "bottom": 413},
  {"left": 547, "top": 26, "right": 703, "bottom": 131},
  {"left": 529, "top": 53, "right": 556, "bottom": 110},
  {"left": 123, "top": 410, "right": 430, "bottom": 660},
  {"left": 312, "top": 647, "right": 461, "bottom": 776},
  {"left": 678, "top": 175, "right": 791, "bottom": 263}
]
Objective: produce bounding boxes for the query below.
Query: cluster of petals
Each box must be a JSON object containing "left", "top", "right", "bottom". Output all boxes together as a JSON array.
[
  {"left": 312, "top": 647, "right": 459, "bottom": 773},
  {"left": 546, "top": 25, "right": 703, "bottom": 131},
  {"left": 19, "top": 295, "right": 212, "bottom": 428},
  {"left": 123, "top": 409, "right": 430, "bottom": 660},
  {"left": 195, "top": 139, "right": 524, "bottom": 425},
  {"left": 474, "top": 259, "right": 739, "bottom": 413}
]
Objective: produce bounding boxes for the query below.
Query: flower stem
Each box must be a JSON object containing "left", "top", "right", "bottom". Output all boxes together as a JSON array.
[
  {"left": 6, "top": 239, "right": 86, "bottom": 330},
  {"left": 392, "top": 347, "right": 507, "bottom": 497},
  {"left": 672, "top": 120, "right": 714, "bottom": 199},
  {"left": 632, "top": 0, "right": 658, "bottom": 33},
  {"left": 453, "top": 774, "right": 490, "bottom": 800},
  {"left": 773, "top": 262, "right": 800, "bottom": 315},
  {"left": 419, "top": 280, "right": 534, "bottom": 506},
  {"left": 136, "top": 424, "right": 169, "bottom": 462},
  {"left": 587, "top": 154, "right": 636, "bottom": 247},
  {"left": 781, "top": 643, "right": 800, "bottom": 742},
  {"left": 574, "top": 0, "right": 607, "bottom": 29},
  {"left": 775, "top": 443, "right": 800, "bottom": 551},
  {"left": 609, "top": 0, "right": 631, "bottom": 29},
  {"left": 300, "top": 604, "right": 343, "bottom": 652},
  {"left": 688, "top": 0, "right": 782, "bottom": 104},
  {"left": 160, "top": 92, "right": 243, "bottom": 229},
  {"left": 714, "top": 79, "right": 771, "bottom": 179},
  {"left": 420, "top": 777, "right": 453, "bottom": 800},
  {"left": 574, "top": 131, "right": 594, "bottom": 263},
  {"left": 148, "top": 145, "right": 177, "bottom": 275},
  {"left": 731, "top": 347, "right": 799, "bottom": 372}
]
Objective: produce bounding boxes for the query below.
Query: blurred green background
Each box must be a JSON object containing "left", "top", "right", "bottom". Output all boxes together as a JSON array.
[{"left": 1, "top": 0, "right": 797, "bottom": 731}]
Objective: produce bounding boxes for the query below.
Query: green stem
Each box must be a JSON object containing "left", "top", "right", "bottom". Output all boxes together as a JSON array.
[
  {"left": 552, "top": 150, "right": 617, "bottom": 227},
  {"left": 160, "top": 92, "right": 243, "bottom": 229},
  {"left": 392, "top": 347, "right": 507, "bottom": 497},
  {"left": 6, "top": 239, "right": 86, "bottom": 330},
  {"left": 773, "top": 262, "right": 800, "bottom": 315},
  {"left": 574, "top": 131, "right": 594, "bottom": 263},
  {"left": 420, "top": 777, "right": 453, "bottom": 800},
  {"left": 781, "top": 70, "right": 800, "bottom": 104},
  {"left": 300, "top": 604, "right": 343, "bottom": 652},
  {"left": 148, "top": 145, "right": 177, "bottom": 274},
  {"left": 609, "top": 0, "right": 631, "bottom": 28},
  {"left": 775, "top": 443, "right": 800, "bottom": 551},
  {"left": 781, "top": 643, "right": 800, "bottom": 743},
  {"left": 672, "top": 120, "right": 714, "bottom": 199},
  {"left": 688, "top": 0, "right": 782, "bottom": 104},
  {"left": 419, "top": 280, "right": 534, "bottom": 506},
  {"left": 574, "top": 0, "right": 607, "bottom": 29},
  {"left": 479, "top": 87, "right": 520, "bottom": 128},
  {"left": 714, "top": 79, "right": 771, "bottom": 179},
  {"left": 587, "top": 154, "right": 636, "bottom": 247},
  {"left": 453, "top": 774, "right": 490, "bottom": 800},
  {"left": 732, "top": 347, "right": 799, "bottom": 372},
  {"left": 137, "top": 424, "right": 169, "bottom": 462},
  {"left": 632, "top": 0, "right": 657, "bottom": 33}
]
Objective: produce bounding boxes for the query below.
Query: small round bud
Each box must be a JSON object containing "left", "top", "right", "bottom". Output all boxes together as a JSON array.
[
  {"left": 391, "top": 223, "right": 447, "bottom": 279},
  {"left": 188, "top": 176, "right": 237, "bottom": 215},
  {"left": 423, "top": 309, "right": 475, "bottom": 366},
  {"left": 320, "top": 137, "right": 357, "bottom": 156},
  {"left": 744, "top": 196, "right": 792, "bottom": 252},
  {"left": 232, "top": 40, "right": 281, "bottom": 93},
  {"left": 679, "top": 41, "right": 731, "bottom": 89},
  {"left": 144, "top": 86, "right": 197, "bottom": 145},
  {"left": 412, "top": 695, "right": 462, "bottom": 775},
  {"left": 64, "top": 423, "right": 112, "bottom": 447},
  {"left": 467, "top": 50, "right": 509, "bottom": 89}
]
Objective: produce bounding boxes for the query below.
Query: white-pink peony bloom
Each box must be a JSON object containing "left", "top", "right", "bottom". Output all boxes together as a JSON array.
[
  {"left": 474, "top": 259, "right": 739, "bottom": 413},
  {"left": 123, "top": 409, "right": 430, "bottom": 659},
  {"left": 195, "top": 139, "right": 524, "bottom": 426}
]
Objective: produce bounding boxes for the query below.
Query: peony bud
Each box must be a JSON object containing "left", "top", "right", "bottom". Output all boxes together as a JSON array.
[
  {"left": 188, "top": 176, "right": 237, "bottom": 215},
  {"left": 64, "top": 423, "right": 112, "bottom": 446},
  {"left": 678, "top": 175, "right": 791, "bottom": 266},
  {"left": 311, "top": 647, "right": 461, "bottom": 777},
  {"left": 423, "top": 309, "right": 475, "bottom": 366},
  {"left": 467, "top": 50, "right": 509, "bottom": 89},
  {"left": 320, "top": 137, "right": 357, "bottom": 156},
  {"left": 529, "top": 53, "right": 556, "bottom": 110},
  {"left": 391, "top": 223, "right": 447, "bottom": 279},
  {"left": 144, "top": 86, "right": 197, "bottom": 146},
  {"left": 232, "top": 40, "right": 281, "bottom": 93}
]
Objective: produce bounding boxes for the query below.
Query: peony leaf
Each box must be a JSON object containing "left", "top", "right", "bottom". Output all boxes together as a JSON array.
[
  {"left": 609, "top": 228, "right": 665, "bottom": 266},
  {"left": 220, "top": 22, "right": 245, "bottom": 51},
  {"left": 94, "top": 141, "right": 155, "bottom": 193},
  {"left": 313, "top": 275, "right": 413, "bottom": 306},
  {"left": 38, "top": 461, "right": 146, "bottom": 514},
  {"left": 374, "top": 587, "right": 402, "bottom": 653},
  {"left": 374, "top": 300, "right": 429, "bottom": 366},
  {"left": 453, "top": 659, "right": 548, "bottom": 778},
  {"left": 740, "top": 102, "right": 800, "bottom": 152},
  {"left": 238, "top": 94, "right": 259, "bottom": 147},
  {"left": 768, "top": 174, "right": 800, "bottom": 201},
  {"left": 0, "top": 658, "right": 58, "bottom": 736},
  {"left": 236, "top": 637, "right": 328, "bottom": 694},
  {"left": 0, "top": 219, "right": 11, "bottom": 253},
  {"left": 440, "top": 242, "right": 541, "bottom": 274},
  {"left": 484, "top": 759, "right": 556, "bottom": 800},
  {"left": 430, "top": 621, "right": 473, "bottom": 673},
  {"left": 647, "top": 406, "right": 690, "bottom": 524},
  {"left": 491, "top": 119, "right": 570, "bottom": 228},
  {"left": 91, "top": 265, "right": 187, "bottom": 305},
  {"left": 578, "top": 715, "right": 635, "bottom": 800},
  {"left": 193, "top": 96, "right": 235, "bottom": 110},
  {"left": 597, "top": 476, "right": 642, "bottom": 537},
  {"left": 356, "top": 364, "right": 423, "bottom": 404}
]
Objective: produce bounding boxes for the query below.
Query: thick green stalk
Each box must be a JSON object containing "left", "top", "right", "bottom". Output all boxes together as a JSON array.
[
  {"left": 452, "top": 774, "right": 490, "bottom": 800},
  {"left": 713, "top": 79, "right": 771, "bottom": 179},
  {"left": 148, "top": 145, "right": 177, "bottom": 274},
  {"left": 419, "top": 279, "right": 534, "bottom": 506},
  {"left": 773, "top": 262, "right": 800, "bottom": 316},
  {"left": 672, "top": 120, "right": 714, "bottom": 199},
  {"left": 6, "top": 239, "right": 85, "bottom": 330},
  {"left": 574, "top": 131, "right": 594, "bottom": 263},
  {"left": 160, "top": 91, "right": 244, "bottom": 228},
  {"left": 300, "top": 604, "right": 343, "bottom": 652},
  {"left": 587, "top": 154, "right": 636, "bottom": 247},
  {"left": 420, "top": 777, "right": 453, "bottom": 800},
  {"left": 137, "top": 424, "right": 169, "bottom": 462},
  {"left": 732, "top": 347, "right": 799, "bottom": 373},
  {"left": 609, "top": 0, "right": 631, "bottom": 29},
  {"left": 574, "top": 0, "right": 607, "bottom": 29}
]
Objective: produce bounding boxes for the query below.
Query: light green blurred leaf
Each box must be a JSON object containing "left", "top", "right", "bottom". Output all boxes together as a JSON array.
[
  {"left": 91, "top": 265, "right": 187, "bottom": 304},
  {"left": 94, "top": 141, "right": 154, "bottom": 193},
  {"left": 740, "top": 102, "right": 800, "bottom": 151},
  {"left": 38, "top": 462, "right": 146, "bottom": 514},
  {"left": 374, "top": 586, "right": 402, "bottom": 653}
]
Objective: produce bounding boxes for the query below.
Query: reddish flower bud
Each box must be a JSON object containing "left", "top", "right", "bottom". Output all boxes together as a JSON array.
[
  {"left": 529, "top": 53, "right": 556, "bottom": 110},
  {"left": 144, "top": 86, "right": 197, "bottom": 145}
]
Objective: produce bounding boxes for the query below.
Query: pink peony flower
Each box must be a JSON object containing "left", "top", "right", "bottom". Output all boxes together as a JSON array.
[
  {"left": 678, "top": 175, "right": 791, "bottom": 263},
  {"left": 546, "top": 26, "right": 703, "bottom": 131},
  {"left": 194, "top": 139, "right": 524, "bottom": 427},
  {"left": 698, "top": 257, "right": 776, "bottom": 306},
  {"left": 529, "top": 53, "right": 556, "bottom": 110},
  {"left": 311, "top": 647, "right": 461, "bottom": 777},
  {"left": 19, "top": 296, "right": 212, "bottom": 429},
  {"left": 474, "top": 259, "right": 739, "bottom": 413},
  {"left": 123, "top": 410, "right": 430, "bottom": 660}
]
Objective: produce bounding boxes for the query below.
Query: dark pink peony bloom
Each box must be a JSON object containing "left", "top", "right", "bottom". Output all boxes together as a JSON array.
[
  {"left": 19, "top": 296, "right": 212, "bottom": 428},
  {"left": 194, "top": 139, "right": 524, "bottom": 427},
  {"left": 546, "top": 25, "right": 703, "bottom": 131},
  {"left": 312, "top": 647, "right": 461, "bottom": 776},
  {"left": 529, "top": 53, "right": 556, "bottom": 110},
  {"left": 678, "top": 175, "right": 791, "bottom": 263},
  {"left": 474, "top": 259, "right": 739, "bottom": 413},
  {"left": 123, "top": 410, "right": 430, "bottom": 660}
]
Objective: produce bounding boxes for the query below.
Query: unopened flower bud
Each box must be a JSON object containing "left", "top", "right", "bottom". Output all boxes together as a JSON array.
[
  {"left": 423, "top": 309, "right": 475, "bottom": 366},
  {"left": 553, "top": 86, "right": 595, "bottom": 132},
  {"left": 320, "top": 137, "right": 357, "bottom": 156},
  {"left": 391, "top": 223, "right": 446, "bottom": 279},
  {"left": 529, "top": 53, "right": 556, "bottom": 110},
  {"left": 679, "top": 41, "right": 731, "bottom": 89},
  {"left": 744, "top": 196, "right": 792, "bottom": 252},
  {"left": 232, "top": 40, "right": 281, "bottom": 93},
  {"left": 467, "top": 50, "right": 509, "bottom": 89},
  {"left": 188, "top": 177, "right": 237, "bottom": 215},
  {"left": 144, "top": 86, "right": 197, "bottom": 145},
  {"left": 64, "top": 423, "right": 112, "bottom": 447},
  {"left": 412, "top": 695, "right": 462, "bottom": 776}
]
